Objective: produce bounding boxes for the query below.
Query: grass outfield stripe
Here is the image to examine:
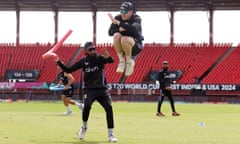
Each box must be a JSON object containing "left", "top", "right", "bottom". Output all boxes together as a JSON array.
[{"left": 0, "top": 102, "right": 239, "bottom": 144}]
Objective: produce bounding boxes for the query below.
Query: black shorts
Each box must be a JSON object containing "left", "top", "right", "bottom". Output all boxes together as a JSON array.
[
  {"left": 62, "top": 88, "right": 74, "bottom": 98},
  {"left": 132, "top": 41, "right": 143, "bottom": 57}
]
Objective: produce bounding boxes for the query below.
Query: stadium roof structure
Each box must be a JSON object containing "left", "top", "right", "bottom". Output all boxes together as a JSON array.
[
  {"left": 1, "top": 0, "right": 240, "bottom": 45},
  {"left": 1, "top": 0, "right": 240, "bottom": 12}
]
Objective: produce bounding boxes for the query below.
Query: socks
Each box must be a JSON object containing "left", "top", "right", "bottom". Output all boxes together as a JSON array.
[
  {"left": 117, "top": 53, "right": 124, "bottom": 62},
  {"left": 117, "top": 53, "right": 133, "bottom": 63},
  {"left": 108, "top": 128, "right": 113, "bottom": 137},
  {"left": 83, "top": 121, "right": 88, "bottom": 128},
  {"left": 66, "top": 106, "right": 71, "bottom": 112},
  {"left": 126, "top": 56, "right": 131, "bottom": 63}
]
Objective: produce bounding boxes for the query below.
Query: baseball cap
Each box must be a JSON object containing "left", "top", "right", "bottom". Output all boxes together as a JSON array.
[
  {"left": 163, "top": 60, "right": 169, "bottom": 64},
  {"left": 120, "top": 2, "right": 134, "bottom": 14},
  {"left": 84, "top": 41, "right": 94, "bottom": 50}
]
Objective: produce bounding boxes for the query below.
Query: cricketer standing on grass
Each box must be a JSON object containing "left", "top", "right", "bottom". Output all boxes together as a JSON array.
[
  {"left": 156, "top": 60, "right": 180, "bottom": 117},
  {"left": 108, "top": 1, "right": 144, "bottom": 76},
  {"left": 55, "top": 65, "right": 83, "bottom": 115},
  {"left": 54, "top": 41, "right": 118, "bottom": 142}
]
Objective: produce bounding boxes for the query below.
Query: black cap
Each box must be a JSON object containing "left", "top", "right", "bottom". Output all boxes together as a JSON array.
[
  {"left": 163, "top": 60, "right": 169, "bottom": 64},
  {"left": 120, "top": 2, "right": 134, "bottom": 14},
  {"left": 84, "top": 41, "right": 94, "bottom": 50}
]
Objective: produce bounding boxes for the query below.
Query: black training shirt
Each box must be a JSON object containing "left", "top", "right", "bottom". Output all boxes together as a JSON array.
[
  {"left": 158, "top": 69, "right": 172, "bottom": 90},
  {"left": 108, "top": 14, "right": 144, "bottom": 43},
  {"left": 57, "top": 54, "right": 114, "bottom": 89}
]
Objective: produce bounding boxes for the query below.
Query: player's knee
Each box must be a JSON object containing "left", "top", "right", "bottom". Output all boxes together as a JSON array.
[
  {"left": 121, "top": 37, "right": 134, "bottom": 47},
  {"left": 66, "top": 98, "right": 71, "bottom": 102},
  {"left": 113, "top": 33, "right": 122, "bottom": 41},
  {"left": 121, "top": 36, "right": 133, "bottom": 43}
]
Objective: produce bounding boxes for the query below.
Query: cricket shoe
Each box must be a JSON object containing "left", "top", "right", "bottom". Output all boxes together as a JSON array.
[
  {"left": 64, "top": 110, "right": 72, "bottom": 115},
  {"left": 172, "top": 112, "right": 180, "bottom": 116},
  {"left": 77, "top": 127, "right": 87, "bottom": 139},
  {"left": 116, "top": 60, "right": 125, "bottom": 73},
  {"left": 156, "top": 112, "right": 166, "bottom": 117},
  {"left": 108, "top": 134, "right": 118, "bottom": 142}
]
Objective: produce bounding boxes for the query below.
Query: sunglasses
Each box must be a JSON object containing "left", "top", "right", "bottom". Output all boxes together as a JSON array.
[{"left": 87, "top": 47, "right": 96, "bottom": 52}]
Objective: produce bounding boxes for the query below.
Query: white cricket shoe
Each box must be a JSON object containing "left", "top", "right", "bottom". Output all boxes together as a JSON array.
[
  {"left": 64, "top": 110, "right": 72, "bottom": 115},
  {"left": 77, "top": 127, "right": 87, "bottom": 139},
  {"left": 116, "top": 60, "right": 125, "bottom": 73},
  {"left": 108, "top": 134, "right": 118, "bottom": 142},
  {"left": 125, "top": 59, "right": 135, "bottom": 76}
]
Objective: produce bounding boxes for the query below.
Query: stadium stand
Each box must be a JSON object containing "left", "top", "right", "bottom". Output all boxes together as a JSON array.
[
  {"left": 0, "top": 43, "right": 15, "bottom": 80},
  {"left": 8, "top": 43, "right": 48, "bottom": 70},
  {"left": 177, "top": 43, "right": 232, "bottom": 83},
  {"left": 0, "top": 42, "right": 237, "bottom": 84},
  {"left": 38, "top": 44, "right": 80, "bottom": 82},
  {"left": 1, "top": 42, "right": 240, "bottom": 103},
  {"left": 124, "top": 43, "right": 232, "bottom": 84},
  {"left": 125, "top": 43, "right": 168, "bottom": 83},
  {"left": 202, "top": 44, "right": 240, "bottom": 84},
  {"left": 96, "top": 43, "right": 122, "bottom": 83}
]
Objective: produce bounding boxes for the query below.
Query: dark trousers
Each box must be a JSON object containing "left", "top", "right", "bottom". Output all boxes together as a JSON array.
[
  {"left": 157, "top": 89, "right": 176, "bottom": 113},
  {"left": 83, "top": 89, "right": 114, "bottom": 128}
]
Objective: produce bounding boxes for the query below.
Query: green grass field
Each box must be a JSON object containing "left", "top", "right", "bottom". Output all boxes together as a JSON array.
[{"left": 0, "top": 101, "right": 240, "bottom": 144}]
